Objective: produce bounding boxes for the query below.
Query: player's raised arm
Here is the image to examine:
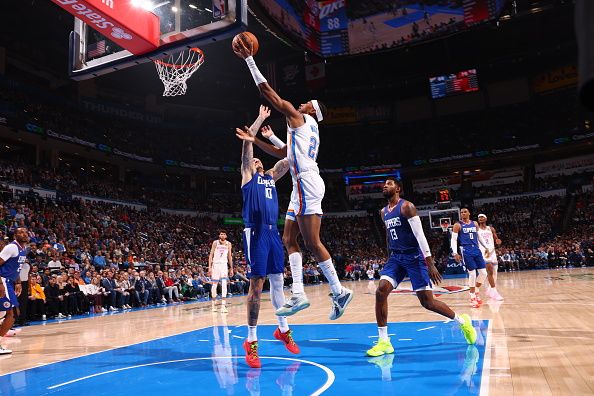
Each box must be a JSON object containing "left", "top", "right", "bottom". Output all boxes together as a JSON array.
[
  {"left": 232, "top": 42, "right": 302, "bottom": 125},
  {"left": 236, "top": 127, "right": 256, "bottom": 187},
  {"left": 266, "top": 158, "right": 290, "bottom": 182}
]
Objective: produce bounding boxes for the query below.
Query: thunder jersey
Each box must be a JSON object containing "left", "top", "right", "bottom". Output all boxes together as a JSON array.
[
  {"left": 0, "top": 241, "right": 27, "bottom": 281},
  {"left": 382, "top": 199, "right": 419, "bottom": 253},
  {"left": 287, "top": 114, "right": 320, "bottom": 179},
  {"left": 458, "top": 220, "right": 480, "bottom": 252},
  {"left": 478, "top": 226, "right": 495, "bottom": 252},
  {"left": 242, "top": 173, "right": 279, "bottom": 228},
  {"left": 213, "top": 240, "right": 230, "bottom": 265}
]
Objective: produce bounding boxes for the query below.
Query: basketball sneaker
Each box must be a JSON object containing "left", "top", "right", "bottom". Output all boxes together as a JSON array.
[
  {"left": 366, "top": 338, "right": 394, "bottom": 357},
  {"left": 243, "top": 340, "right": 261, "bottom": 368},
  {"left": 475, "top": 293, "right": 483, "bottom": 305},
  {"left": 273, "top": 328, "right": 300, "bottom": 354},
  {"left": 220, "top": 305, "right": 228, "bottom": 314},
  {"left": 470, "top": 298, "right": 480, "bottom": 308},
  {"left": 329, "top": 287, "right": 354, "bottom": 320},
  {"left": 0, "top": 345, "right": 12, "bottom": 355},
  {"left": 489, "top": 289, "right": 504, "bottom": 301},
  {"left": 275, "top": 293, "right": 310, "bottom": 317},
  {"left": 458, "top": 313, "right": 477, "bottom": 344}
]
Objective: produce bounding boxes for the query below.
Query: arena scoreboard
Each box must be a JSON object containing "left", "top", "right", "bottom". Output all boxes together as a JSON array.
[{"left": 429, "top": 69, "right": 479, "bottom": 99}]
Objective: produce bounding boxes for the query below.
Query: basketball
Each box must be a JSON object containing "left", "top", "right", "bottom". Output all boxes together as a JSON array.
[{"left": 232, "top": 31, "right": 259, "bottom": 56}]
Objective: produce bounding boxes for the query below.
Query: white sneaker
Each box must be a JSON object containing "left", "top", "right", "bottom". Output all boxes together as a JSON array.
[
  {"left": 101, "top": 307, "right": 107, "bottom": 312},
  {"left": 67, "top": 314, "right": 72, "bottom": 318},
  {"left": 109, "top": 306, "right": 117, "bottom": 311},
  {"left": 42, "top": 315, "right": 47, "bottom": 321},
  {"left": 329, "top": 287, "right": 354, "bottom": 320},
  {"left": 0, "top": 345, "right": 12, "bottom": 355},
  {"left": 275, "top": 293, "right": 310, "bottom": 317},
  {"left": 57, "top": 313, "right": 66, "bottom": 319},
  {"left": 491, "top": 290, "right": 504, "bottom": 301}
]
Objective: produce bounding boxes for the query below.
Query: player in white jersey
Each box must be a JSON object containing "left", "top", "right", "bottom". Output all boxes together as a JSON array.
[
  {"left": 208, "top": 230, "right": 234, "bottom": 313},
  {"left": 234, "top": 43, "right": 354, "bottom": 321},
  {"left": 477, "top": 214, "right": 504, "bottom": 301}
]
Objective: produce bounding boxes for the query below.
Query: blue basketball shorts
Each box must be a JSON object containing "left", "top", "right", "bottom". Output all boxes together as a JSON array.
[
  {"left": 243, "top": 226, "right": 284, "bottom": 278},
  {"left": 461, "top": 247, "right": 487, "bottom": 271},
  {"left": 380, "top": 252, "right": 432, "bottom": 291}
]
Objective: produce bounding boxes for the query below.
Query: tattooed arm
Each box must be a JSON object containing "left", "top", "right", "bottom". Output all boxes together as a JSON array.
[{"left": 266, "top": 158, "right": 290, "bottom": 182}]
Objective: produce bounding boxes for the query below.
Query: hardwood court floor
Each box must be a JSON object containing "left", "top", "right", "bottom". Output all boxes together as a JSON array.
[{"left": 2, "top": 268, "right": 594, "bottom": 395}]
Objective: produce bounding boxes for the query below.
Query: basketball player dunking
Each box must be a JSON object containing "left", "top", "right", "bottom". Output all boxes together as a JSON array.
[
  {"left": 208, "top": 230, "right": 234, "bottom": 313},
  {"left": 233, "top": 43, "right": 354, "bottom": 320},
  {"left": 451, "top": 208, "right": 489, "bottom": 308},
  {"left": 0, "top": 227, "right": 28, "bottom": 355},
  {"left": 477, "top": 214, "right": 504, "bottom": 301},
  {"left": 236, "top": 105, "right": 300, "bottom": 368},
  {"left": 366, "top": 178, "right": 476, "bottom": 358}
]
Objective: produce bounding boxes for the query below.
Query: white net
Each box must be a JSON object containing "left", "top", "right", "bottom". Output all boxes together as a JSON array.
[{"left": 154, "top": 48, "right": 204, "bottom": 96}]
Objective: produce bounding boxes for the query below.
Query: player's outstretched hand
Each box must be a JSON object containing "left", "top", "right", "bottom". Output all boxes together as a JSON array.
[
  {"left": 232, "top": 40, "right": 252, "bottom": 59},
  {"left": 236, "top": 127, "right": 255, "bottom": 141},
  {"left": 425, "top": 257, "right": 442, "bottom": 284},
  {"left": 259, "top": 105, "right": 271, "bottom": 119},
  {"left": 260, "top": 125, "right": 274, "bottom": 138}
]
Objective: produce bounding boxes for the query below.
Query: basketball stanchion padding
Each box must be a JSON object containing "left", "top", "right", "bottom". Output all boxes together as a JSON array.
[{"left": 154, "top": 48, "right": 205, "bottom": 96}]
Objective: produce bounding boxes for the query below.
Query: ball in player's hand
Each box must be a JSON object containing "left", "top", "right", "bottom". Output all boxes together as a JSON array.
[{"left": 232, "top": 31, "right": 259, "bottom": 58}]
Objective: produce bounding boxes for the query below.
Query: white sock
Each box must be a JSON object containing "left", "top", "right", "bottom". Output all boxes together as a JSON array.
[
  {"left": 470, "top": 292, "right": 476, "bottom": 299},
  {"left": 289, "top": 252, "right": 304, "bottom": 294},
  {"left": 318, "top": 258, "right": 342, "bottom": 295},
  {"left": 378, "top": 326, "right": 388, "bottom": 340},
  {"left": 491, "top": 287, "right": 497, "bottom": 293},
  {"left": 247, "top": 325, "right": 257, "bottom": 342},
  {"left": 454, "top": 313, "right": 465, "bottom": 324},
  {"left": 278, "top": 317, "right": 289, "bottom": 333}
]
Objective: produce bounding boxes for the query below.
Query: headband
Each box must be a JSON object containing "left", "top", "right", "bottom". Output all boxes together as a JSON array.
[{"left": 311, "top": 99, "right": 323, "bottom": 122}]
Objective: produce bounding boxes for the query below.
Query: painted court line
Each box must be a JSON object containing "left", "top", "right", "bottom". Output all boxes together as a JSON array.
[
  {"left": 309, "top": 338, "right": 339, "bottom": 342},
  {"left": 398, "top": 338, "right": 412, "bottom": 341},
  {"left": 479, "top": 320, "right": 493, "bottom": 396},
  {"left": 47, "top": 356, "right": 336, "bottom": 396},
  {"left": 417, "top": 326, "right": 436, "bottom": 331}
]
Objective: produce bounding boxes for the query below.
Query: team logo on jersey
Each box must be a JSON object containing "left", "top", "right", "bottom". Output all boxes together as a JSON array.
[
  {"left": 385, "top": 217, "right": 402, "bottom": 228},
  {"left": 2, "top": 301, "right": 11, "bottom": 309}
]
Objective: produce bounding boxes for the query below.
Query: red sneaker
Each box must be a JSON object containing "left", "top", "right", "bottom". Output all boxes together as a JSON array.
[
  {"left": 470, "top": 298, "right": 480, "bottom": 308},
  {"left": 243, "top": 340, "right": 261, "bottom": 368},
  {"left": 475, "top": 294, "right": 483, "bottom": 305},
  {"left": 273, "top": 328, "right": 300, "bottom": 354}
]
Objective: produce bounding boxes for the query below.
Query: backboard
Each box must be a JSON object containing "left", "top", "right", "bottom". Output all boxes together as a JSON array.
[
  {"left": 68, "top": 0, "right": 247, "bottom": 80},
  {"left": 428, "top": 208, "right": 460, "bottom": 230}
]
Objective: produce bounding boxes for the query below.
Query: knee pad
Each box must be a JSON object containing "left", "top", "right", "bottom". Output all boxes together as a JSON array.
[
  {"left": 468, "top": 270, "right": 477, "bottom": 287},
  {"left": 476, "top": 268, "right": 488, "bottom": 284}
]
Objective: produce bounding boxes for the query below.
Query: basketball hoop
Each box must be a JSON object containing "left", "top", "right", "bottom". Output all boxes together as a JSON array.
[{"left": 154, "top": 48, "right": 204, "bottom": 96}]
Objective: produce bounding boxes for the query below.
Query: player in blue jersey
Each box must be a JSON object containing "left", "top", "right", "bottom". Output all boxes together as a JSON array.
[
  {"left": 366, "top": 178, "right": 476, "bottom": 358},
  {"left": 235, "top": 105, "right": 300, "bottom": 368},
  {"left": 0, "top": 227, "right": 29, "bottom": 355},
  {"left": 451, "top": 208, "right": 489, "bottom": 308}
]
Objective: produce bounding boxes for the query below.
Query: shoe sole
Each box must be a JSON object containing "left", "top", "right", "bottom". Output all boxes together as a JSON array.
[
  {"left": 275, "top": 301, "right": 310, "bottom": 317},
  {"left": 329, "top": 291, "right": 354, "bottom": 320}
]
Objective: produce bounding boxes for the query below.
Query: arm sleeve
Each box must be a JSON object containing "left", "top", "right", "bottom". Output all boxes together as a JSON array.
[
  {"left": 407, "top": 216, "right": 431, "bottom": 258},
  {"left": 450, "top": 232, "right": 459, "bottom": 255},
  {"left": 0, "top": 244, "right": 19, "bottom": 262},
  {"left": 268, "top": 134, "right": 286, "bottom": 149}
]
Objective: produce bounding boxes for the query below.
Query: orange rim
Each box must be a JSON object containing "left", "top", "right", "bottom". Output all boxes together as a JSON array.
[{"left": 154, "top": 48, "right": 204, "bottom": 69}]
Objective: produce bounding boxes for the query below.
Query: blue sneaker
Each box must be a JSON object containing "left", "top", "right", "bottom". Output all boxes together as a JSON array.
[{"left": 329, "top": 287, "right": 354, "bottom": 320}]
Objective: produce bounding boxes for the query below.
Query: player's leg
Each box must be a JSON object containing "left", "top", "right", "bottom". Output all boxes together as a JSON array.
[
  {"left": 486, "top": 262, "right": 503, "bottom": 300},
  {"left": 474, "top": 253, "right": 488, "bottom": 304},
  {"left": 268, "top": 229, "right": 300, "bottom": 354},
  {"left": 245, "top": 275, "right": 266, "bottom": 368},
  {"left": 220, "top": 264, "right": 229, "bottom": 313},
  {"left": 463, "top": 249, "right": 480, "bottom": 308},
  {"left": 277, "top": 212, "right": 310, "bottom": 316},
  {"left": 404, "top": 255, "right": 477, "bottom": 345},
  {"left": 0, "top": 279, "right": 17, "bottom": 354},
  {"left": 366, "top": 256, "right": 401, "bottom": 357},
  {"left": 210, "top": 278, "right": 219, "bottom": 311}
]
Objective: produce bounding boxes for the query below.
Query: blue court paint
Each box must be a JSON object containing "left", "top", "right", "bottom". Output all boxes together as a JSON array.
[
  {"left": 383, "top": 4, "right": 464, "bottom": 29},
  {"left": 1, "top": 320, "right": 489, "bottom": 396}
]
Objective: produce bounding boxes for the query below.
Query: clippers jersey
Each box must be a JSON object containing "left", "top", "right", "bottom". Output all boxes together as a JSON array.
[
  {"left": 242, "top": 173, "right": 279, "bottom": 228},
  {"left": 287, "top": 114, "right": 320, "bottom": 179},
  {"left": 0, "top": 241, "right": 27, "bottom": 281},
  {"left": 213, "top": 240, "right": 230, "bottom": 265},
  {"left": 382, "top": 199, "right": 419, "bottom": 253},
  {"left": 458, "top": 220, "right": 480, "bottom": 253}
]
